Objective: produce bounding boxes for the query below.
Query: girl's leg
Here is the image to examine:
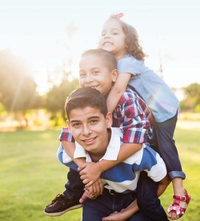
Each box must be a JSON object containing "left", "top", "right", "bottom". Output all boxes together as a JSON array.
[
  {"left": 137, "top": 172, "right": 169, "bottom": 221},
  {"left": 153, "top": 115, "right": 185, "bottom": 179},
  {"left": 153, "top": 115, "right": 190, "bottom": 219}
]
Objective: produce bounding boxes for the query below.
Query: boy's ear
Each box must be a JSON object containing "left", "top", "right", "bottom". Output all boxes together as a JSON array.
[
  {"left": 111, "top": 69, "right": 118, "bottom": 83},
  {"left": 106, "top": 112, "right": 113, "bottom": 128},
  {"left": 66, "top": 120, "right": 71, "bottom": 132}
]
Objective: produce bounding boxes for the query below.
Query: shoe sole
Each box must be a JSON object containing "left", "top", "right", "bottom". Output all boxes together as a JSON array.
[{"left": 44, "top": 204, "right": 82, "bottom": 217}]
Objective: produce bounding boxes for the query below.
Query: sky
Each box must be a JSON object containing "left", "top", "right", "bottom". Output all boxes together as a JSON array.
[{"left": 1, "top": 0, "right": 200, "bottom": 94}]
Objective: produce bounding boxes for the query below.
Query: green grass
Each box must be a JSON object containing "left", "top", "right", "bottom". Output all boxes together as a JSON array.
[{"left": 0, "top": 122, "right": 200, "bottom": 221}]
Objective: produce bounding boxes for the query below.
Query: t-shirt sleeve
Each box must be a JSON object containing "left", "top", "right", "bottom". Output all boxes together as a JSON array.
[
  {"left": 117, "top": 56, "right": 142, "bottom": 75},
  {"left": 142, "top": 145, "right": 167, "bottom": 182}
]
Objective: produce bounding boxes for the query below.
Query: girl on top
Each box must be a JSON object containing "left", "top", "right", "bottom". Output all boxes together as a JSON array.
[{"left": 99, "top": 12, "right": 190, "bottom": 220}]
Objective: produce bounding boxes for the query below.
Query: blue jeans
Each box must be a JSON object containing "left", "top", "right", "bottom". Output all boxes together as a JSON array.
[
  {"left": 82, "top": 188, "right": 149, "bottom": 221},
  {"left": 57, "top": 144, "right": 85, "bottom": 199},
  {"left": 137, "top": 172, "right": 169, "bottom": 221},
  {"left": 152, "top": 114, "right": 185, "bottom": 179},
  {"left": 63, "top": 168, "right": 85, "bottom": 199}
]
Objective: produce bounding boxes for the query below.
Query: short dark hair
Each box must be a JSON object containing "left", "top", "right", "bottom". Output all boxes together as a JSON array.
[
  {"left": 81, "top": 48, "right": 117, "bottom": 71},
  {"left": 65, "top": 87, "right": 108, "bottom": 119}
]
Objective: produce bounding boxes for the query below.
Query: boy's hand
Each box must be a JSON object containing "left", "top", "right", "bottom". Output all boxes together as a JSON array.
[
  {"left": 78, "top": 162, "right": 102, "bottom": 186},
  {"left": 102, "top": 199, "right": 138, "bottom": 221},
  {"left": 102, "top": 210, "right": 126, "bottom": 221},
  {"left": 79, "top": 178, "right": 104, "bottom": 203}
]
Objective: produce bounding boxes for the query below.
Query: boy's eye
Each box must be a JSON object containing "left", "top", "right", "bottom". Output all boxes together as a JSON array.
[
  {"left": 90, "top": 119, "right": 98, "bottom": 124},
  {"left": 79, "top": 72, "right": 86, "bottom": 78},
  {"left": 72, "top": 122, "right": 81, "bottom": 127},
  {"left": 93, "top": 70, "right": 99, "bottom": 75}
]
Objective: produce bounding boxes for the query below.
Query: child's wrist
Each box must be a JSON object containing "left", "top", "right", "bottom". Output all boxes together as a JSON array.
[
  {"left": 75, "top": 157, "right": 86, "bottom": 167},
  {"left": 95, "top": 161, "right": 105, "bottom": 174}
]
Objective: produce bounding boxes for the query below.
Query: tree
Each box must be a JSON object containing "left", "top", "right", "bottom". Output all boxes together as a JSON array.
[
  {"left": 45, "top": 59, "right": 79, "bottom": 126},
  {"left": 179, "top": 83, "right": 200, "bottom": 112},
  {"left": 0, "top": 49, "right": 42, "bottom": 127},
  {"left": 45, "top": 76, "right": 79, "bottom": 126},
  {"left": 45, "top": 21, "right": 79, "bottom": 126}
]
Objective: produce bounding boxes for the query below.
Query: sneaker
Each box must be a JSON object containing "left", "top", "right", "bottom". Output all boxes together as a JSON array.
[{"left": 44, "top": 194, "right": 82, "bottom": 216}]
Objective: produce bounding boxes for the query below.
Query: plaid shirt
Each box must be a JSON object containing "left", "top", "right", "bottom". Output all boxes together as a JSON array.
[{"left": 59, "top": 88, "right": 153, "bottom": 144}]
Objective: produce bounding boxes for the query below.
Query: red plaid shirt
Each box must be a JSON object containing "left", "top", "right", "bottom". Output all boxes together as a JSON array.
[{"left": 58, "top": 88, "right": 153, "bottom": 144}]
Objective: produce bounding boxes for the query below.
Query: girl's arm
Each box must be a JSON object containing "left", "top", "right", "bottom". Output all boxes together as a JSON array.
[{"left": 106, "top": 72, "right": 131, "bottom": 113}]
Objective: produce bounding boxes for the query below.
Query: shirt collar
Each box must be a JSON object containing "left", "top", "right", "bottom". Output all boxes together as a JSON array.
[{"left": 74, "top": 127, "right": 122, "bottom": 161}]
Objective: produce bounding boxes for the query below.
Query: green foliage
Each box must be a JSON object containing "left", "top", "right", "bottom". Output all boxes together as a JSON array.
[
  {"left": 194, "top": 104, "right": 200, "bottom": 113},
  {"left": 45, "top": 77, "right": 79, "bottom": 123},
  {"left": 0, "top": 123, "right": 199, "bottom": 221},
  {"left": 180, "top": 83, "right": 200, "bottom": 111}
]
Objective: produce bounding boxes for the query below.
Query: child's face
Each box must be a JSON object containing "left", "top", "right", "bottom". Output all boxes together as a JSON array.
[
  {"left": 79, "top": 54, "right": 117, "bottom": 95},
  {"left": 68, "top": 106, "right": 112, "bottom": 157},
  {"left": 99, "top": 19, "right": 127, "bottom": 58}
]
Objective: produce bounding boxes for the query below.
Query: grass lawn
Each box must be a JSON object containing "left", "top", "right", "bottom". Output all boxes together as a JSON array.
[{"left": 0, "top": 121, "right": 200, "bottom": 221}]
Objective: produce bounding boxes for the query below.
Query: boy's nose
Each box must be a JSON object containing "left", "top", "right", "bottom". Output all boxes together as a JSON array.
[
  {"left": 82, "top": 126, "right": 92, "bottom": 136},
  {"left": 85, "top": 74, "right": 93, "bottom": 83}
]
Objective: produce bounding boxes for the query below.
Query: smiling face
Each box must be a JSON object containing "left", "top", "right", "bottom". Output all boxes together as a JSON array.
[
  {"left": 99, "top": 19, "right": 127, "bottom": 60},
  {"left": 68, "top": 106, "right": 112, "bottom": 160},
  {"left": 79, "top": 53, "right": 117, "bottom": 95}
]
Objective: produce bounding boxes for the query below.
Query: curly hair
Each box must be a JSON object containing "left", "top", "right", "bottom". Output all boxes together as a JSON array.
[{"left": 106, "top": 18, "right": 147, "bottom": 60}]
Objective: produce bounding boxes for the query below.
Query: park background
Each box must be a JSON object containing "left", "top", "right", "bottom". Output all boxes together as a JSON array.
[{"left": 0, "top": 0, "right": 200, "bottom": 220}]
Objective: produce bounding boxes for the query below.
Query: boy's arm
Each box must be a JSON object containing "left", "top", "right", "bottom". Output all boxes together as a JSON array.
[
  {"left": 157, "top": 175, "right": 171, "bottom": 196},
  {"left": 79, "top": 142, "right": 142, "bottom": 186},
  {"left": 106, "top": 73, "right": 131, "bottom": 113},
  {"left": 80, "top": 89, "right": 150, "bottom": 185},
  {"left": 62, "top": 141, "right": 86, "bottom": 167},
  {"left": 60, "top": 128, "right": 104, "bottom": 199},
  {"left": 59, "top": 127, "right": 86, "bottom": 166}
]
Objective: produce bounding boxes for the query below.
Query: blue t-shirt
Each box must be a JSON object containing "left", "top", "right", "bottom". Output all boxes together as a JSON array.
[{"left": 117, "top": 54, "right": 179, "bottom": 122}]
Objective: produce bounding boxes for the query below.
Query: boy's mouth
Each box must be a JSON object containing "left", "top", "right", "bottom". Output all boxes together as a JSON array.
[
  {"left": 82, "top": 137, "right": 97, "bottom": 145},
  {"left": 89, "top": 85, "right": 99, "bottom": 90}
]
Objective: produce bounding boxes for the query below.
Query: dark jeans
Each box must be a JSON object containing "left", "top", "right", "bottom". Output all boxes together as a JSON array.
[
  {"left": 152, "top": 114, "right": 185, "bottom": 179},
  {"left": 137, "top": 172, "right": 169, "bottom": 221},
  {"left": 63, "top": 168, "right": 84, "bottom": 199},
  {"left": 82, "top": 188, "right": 148, "bottom": 221}
]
